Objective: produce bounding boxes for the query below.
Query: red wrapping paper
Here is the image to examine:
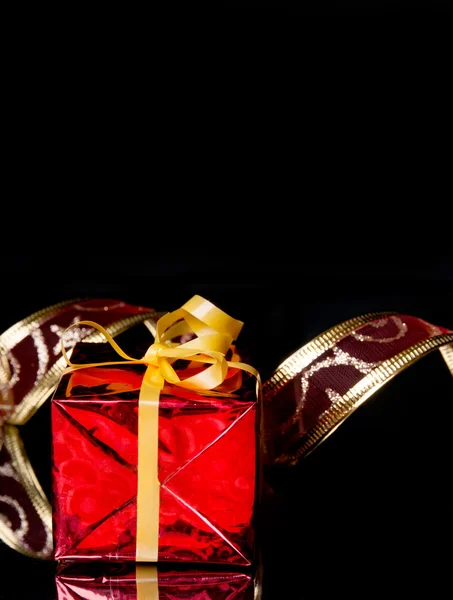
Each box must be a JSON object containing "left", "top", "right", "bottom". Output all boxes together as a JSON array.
[
  {"left": 55, "top": 564, "right": 256, "bottom": 599},
  {"left": 52, "top": 344, "right": 259, "bottom": 565}
]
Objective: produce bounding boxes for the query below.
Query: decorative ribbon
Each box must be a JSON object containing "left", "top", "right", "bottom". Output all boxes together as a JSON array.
[
  {"left": 0, "top": 298, "right": 156, "bottom": 559},
  {"left": 62, "top": 295, "right": 260, "bottom": 561},
  {"left": 263, "top": 314, "right": 453, "bottom": 463}
]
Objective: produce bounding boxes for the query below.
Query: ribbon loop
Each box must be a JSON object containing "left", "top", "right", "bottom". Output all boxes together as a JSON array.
[{"left": 63, "top": 295, "right": 257, "bottom": 394}]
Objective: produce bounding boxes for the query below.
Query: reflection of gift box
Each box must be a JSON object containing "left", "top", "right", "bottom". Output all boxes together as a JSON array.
[
  {"left": 55, "top": 564, "right": 257, "bottom": 599},
  {"left": 52, "top": 338, "right": 259, "bottom": 564}
]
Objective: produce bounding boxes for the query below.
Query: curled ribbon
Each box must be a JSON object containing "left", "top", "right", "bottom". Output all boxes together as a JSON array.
[
  {"left": 62, "top": 295, "right": 260, "bottom": 561},
  {"left": 0, "top": 354, "right": 14, "bottom": 451}
]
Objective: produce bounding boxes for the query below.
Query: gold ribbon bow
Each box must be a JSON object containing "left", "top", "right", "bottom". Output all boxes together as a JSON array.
[{"left": 62, "top": 295, "right": 259, "bottom": 561}]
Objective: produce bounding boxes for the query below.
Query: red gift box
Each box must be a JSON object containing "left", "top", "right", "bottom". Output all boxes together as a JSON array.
[
  {"left": 52, "top": 353, "right": 259, "bottom": 564},
  {"left": 55, "top": 564, "right": 257, "bottom": 599}
]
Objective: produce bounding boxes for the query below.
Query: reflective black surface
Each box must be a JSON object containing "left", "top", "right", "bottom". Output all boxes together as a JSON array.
[
  {"left": 223, "top": 0, "right": 451, "bottom": 13},
  {"left": 1, "top": 254, "right": 452, "bottom": 598}
]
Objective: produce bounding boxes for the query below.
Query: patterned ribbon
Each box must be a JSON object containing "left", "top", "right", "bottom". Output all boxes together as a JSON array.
[
  {"left": 0, "top": 299, "right": 157, "bottom": 558},
  {"left": 1, "top": 301, "right": 452, "bottom": 559},
  {"left": 263, "top": 313, "right": 453, "bottom": 464},
  {"left": 61, "top": 295, "right": 259, "bottom": 561}
]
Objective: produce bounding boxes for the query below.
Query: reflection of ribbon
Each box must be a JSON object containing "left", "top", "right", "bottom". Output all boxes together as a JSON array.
[
  {"left": 136, "top": 565, "right": 158, "bottom": 600},
  {"left": 62, "top": 295, "right": 260, "bottom": 561}
]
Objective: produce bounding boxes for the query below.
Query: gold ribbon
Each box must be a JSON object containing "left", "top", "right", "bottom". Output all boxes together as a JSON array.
[
  {"left": 62, "top": 295, "right": 259, "bottom": 562},
  {"left": 136, "top": 565, "right": 159, "bottom": 600}
]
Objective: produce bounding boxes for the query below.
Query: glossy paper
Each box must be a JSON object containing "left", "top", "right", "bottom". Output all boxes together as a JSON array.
[{"left": 52, "top": 354, "right": 258, "bottom": 564}]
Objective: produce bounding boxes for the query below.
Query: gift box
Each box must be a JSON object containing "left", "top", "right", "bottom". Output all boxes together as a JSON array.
[
  {"left": 52, "top": 297, "right": 260, "bottom": 565},
  {"left": 55, "top": 564, "right": 257, "bottom": 599}
]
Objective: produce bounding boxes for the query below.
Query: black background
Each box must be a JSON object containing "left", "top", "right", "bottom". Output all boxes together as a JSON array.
[
  {"left": 223, "top": 0, "right": 451, "bottom": 12},
  {"left": 1, "top": 252, "right": 452, "bottom": 598}
]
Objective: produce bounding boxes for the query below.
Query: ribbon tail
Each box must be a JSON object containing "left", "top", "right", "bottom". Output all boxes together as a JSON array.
[{"left": 136, "top": 368, "right": 161, "bottom": 562}]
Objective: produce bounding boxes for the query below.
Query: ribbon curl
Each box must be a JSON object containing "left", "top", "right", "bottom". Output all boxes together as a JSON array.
[{"left": 62, "top": 295, "right": 259, "bottom": 392}]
